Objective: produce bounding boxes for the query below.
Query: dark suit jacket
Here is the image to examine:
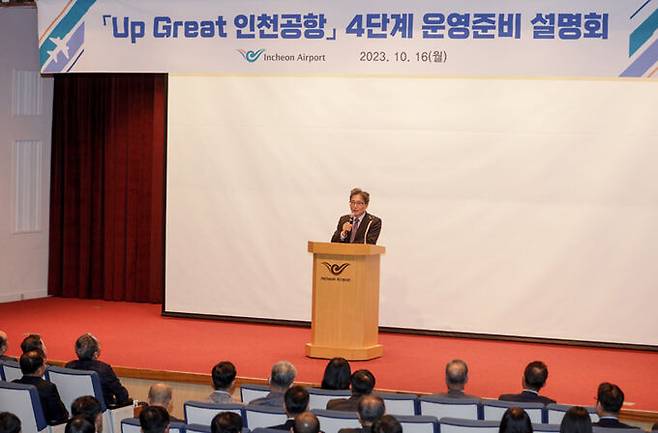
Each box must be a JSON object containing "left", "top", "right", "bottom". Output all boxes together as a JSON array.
[
  {"left": 269, "top": 419, "right": 295, "bottom": 430},
  {"left": 326, "top": 394, "right": 362, "bottom": 412},
  {"left": 593, "top": 418, "right": 635, "bottom": 429},
  {"left": 14, "top": 376, "right": 69, "bottom": 425},
  {"left": 428, "top": 390, "right": 480, "bottom": 399},
  {"left": 65, "top": 359, "right": 131, "bottom": 406},
  {"left": 331, "top": 213, "right": 382, "bottom": 245},
  {"left": 498, "top": 390, "right": 556, "bottom": 405},
  {"left": 0, "top": 354, "right": 18, "bottom": 362}
]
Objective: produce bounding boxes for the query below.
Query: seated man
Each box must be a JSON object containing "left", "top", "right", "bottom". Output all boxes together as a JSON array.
[
  {"left": 0, "top": 331, "right": 17, "bottom": 362},
  {"left": 430, "top": 359, "right": 478, "bottom": 399},
  {"left": 593, "top": 382, "right": 633, "bottom": 429},
  {"left": 293, "top": 412, "right": 320, "bottom": 433},
  {"left": 499, "top": 361, "right": 556, "bottom": 405},
  {"left": 65, "top": 416, "right": 95, "bottom": 433},
  {"left": 0, "top": 412, "right": 21, "bottom": 433},
  {"left": 148, "top": 384, "right": 183, "bottom": 423},
  {"left": 327, "top": 369, "right": 376, "bottom": 412},
  {"left": 65, "top": 333, "right": 132, "bottom": 407},
  {"left": 13, "top": 350, "right": 69, "bottom": 425},
  {"left": 269, "top": 385, "right": 309, "bottom": 430},
  {"left": 338, "top": 395, "right": 385, "bottom": 433},
  {"left": 209, "top": 361, "right": 240, "bottom": 404},
  {"left": 140, "top": 406, "right": 170, "bottom": 433},
  {"left": 250, "top": 360, "right": 297, "bottom": 408},
  {"left": 71, "top": 395, "right": 103, "bottom": 433},
  {"left": 211, "top": 412, "right": 243, "bottom": 433},
  {"left": 20, "top": 334, "right": 47, "bottom": 358}
]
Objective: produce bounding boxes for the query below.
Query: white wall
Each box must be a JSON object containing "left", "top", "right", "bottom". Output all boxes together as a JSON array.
[{"left": 0, "top": 6, "right": 54, "bottom": 302}]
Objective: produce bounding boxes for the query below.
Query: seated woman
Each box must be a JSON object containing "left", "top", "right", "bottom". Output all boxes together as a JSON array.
[
  {"left": 321, "top": 357, "right": 351, "bottom": 390},
  {"left": 499, "top": 407, "right": 533, "bottom": 433},
  {"left": 560, "top": 407, "right": 593, "bottom": 433}
]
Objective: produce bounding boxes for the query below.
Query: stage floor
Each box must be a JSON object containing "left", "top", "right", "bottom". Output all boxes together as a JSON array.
[{"left": 1, "top": 297, "right": 657, "bottom": 411}]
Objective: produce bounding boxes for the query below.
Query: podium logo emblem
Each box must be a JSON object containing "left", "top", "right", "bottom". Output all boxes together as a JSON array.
[{"left": 321, "top": 262, "right": 350, "bottom": 276}]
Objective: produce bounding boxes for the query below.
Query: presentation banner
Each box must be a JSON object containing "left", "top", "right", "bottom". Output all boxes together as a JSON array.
[{"left": 37, "top": 0, "right": 657, "bottom": 77}]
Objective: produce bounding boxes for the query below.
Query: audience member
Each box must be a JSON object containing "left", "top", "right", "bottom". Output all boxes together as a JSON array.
[
  {"left": 651, "top": 422, "right": 658, "bottom": 431},
  {"left": 71, "top": 396, "right": 103, "bottom": 433},
  {"left": 429, "top": 359, "right": 478, "bottom": 399},
  {"left": 338, "top": 395, "right": 385, "bottom": 433},
  {"left": 499, "top": 361, "right": 555, "bottom": 405},
  {"left": 293, "top": 412, "right": 320, "bottom": 433},
  {"left": 593, "top": 383, "right": 633, "bottom": 429},
  {"left": 20, "top": 334, "right": 47, "bottom": 357},
  {"left": 209, "top": 361, "right": 240, "bottom": 404},
  {"left": 250, "top": 360, "right": 297, "bottom": 407},
  {"left": 321, "top": 357, "right": 351, "bottom": 390},
  {"left": 0, "top": 331, "right": 17, "bottom": 362},
  {"left": 65, "top": 333, "right": 132, "bottom": 407},
  {"left": 499, "top": 407, "right": 533, "bottom": 433},
  {"left": 269, "top": 385, "right": 309, "bottom": 430},
  {"left": 0, "top": 412, "right": 21, "bottom": 433},
  {"left": 140, "top": 406, "right": 170, "bottom": 433},
  {"left": 65, "top": 416, "right": 95, "bottom": 433},
  {"left": 13, "top": 350, "right": 68, "bottom": 425},
  {"left": 211, "top": 412, "right": 243, "bottom": 433},
  {"left": 371, "top": 415, "right": 402, "bottom": 433},
  {"left": 327, "top": 369, "right": 376, "bottom": 412},
  {"left": 560, "top": 406, "right": 592, "bottom": 433},
  {"left": 148, "top": 383, "right": 182, "bottom": 422}
]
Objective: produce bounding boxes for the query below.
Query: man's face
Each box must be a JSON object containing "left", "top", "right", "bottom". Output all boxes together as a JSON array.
[{"left": 349, "top": 194, "right": 368, "bottom": 217}]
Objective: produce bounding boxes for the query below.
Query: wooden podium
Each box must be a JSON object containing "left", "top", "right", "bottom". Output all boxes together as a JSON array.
[{"left": 305, "top": 241, "right": 385, "bottom": 360}]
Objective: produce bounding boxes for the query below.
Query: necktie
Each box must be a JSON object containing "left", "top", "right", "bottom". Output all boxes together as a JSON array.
[{"left": 350, "top": 218, "right": 360, "bottom": 242}]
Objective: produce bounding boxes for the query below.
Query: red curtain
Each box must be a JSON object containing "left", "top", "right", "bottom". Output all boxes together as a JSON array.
[{"left": 48, "top": 74, "right": 166, "bottom": 303}]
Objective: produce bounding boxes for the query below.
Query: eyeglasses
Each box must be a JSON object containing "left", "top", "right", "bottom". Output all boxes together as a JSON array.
[{"left": 349, "top": 200, "right": 366, "bottom": 206}]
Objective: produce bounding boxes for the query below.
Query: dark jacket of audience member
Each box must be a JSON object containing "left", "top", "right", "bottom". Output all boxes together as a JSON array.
[
  {"left": 321, "top": 358, "right": 351, "bottom": 390},
  {"left": 499, "top": 407, "right": 533, "bottom": 433},
  {"left": 269, "top": 386, "right": 309, "bottom": 430},
  {"left": 327, "top": 369, "right": 376, "bottom": 412},
  {"left": 499, "top": 361, "right": 556, "bottom": 405}
]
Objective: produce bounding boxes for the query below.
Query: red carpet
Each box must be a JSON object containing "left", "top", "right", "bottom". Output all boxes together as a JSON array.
[{"left": 1, "top": 297, "right": 657, "bottom": 411}]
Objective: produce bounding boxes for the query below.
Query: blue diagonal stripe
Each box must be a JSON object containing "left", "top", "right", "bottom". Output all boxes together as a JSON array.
[
  {"left": 39, "top": 0, "right": 96, "bottom": 67},
  {"left": 621, "top": 39, "right": 658, "bottom": 76},
  {"left": 629, "top": 8, "right": 658, "bottom": 57}
]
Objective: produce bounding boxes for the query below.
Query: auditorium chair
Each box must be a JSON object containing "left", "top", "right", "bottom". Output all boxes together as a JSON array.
[
  {"left": 0, "top": 359, "right": 23, "bottom": 382},
  {"left": 121, "top": 417, "right": 186, "bottom": 433},
  {"left": 395, "top": 415, "right": 440, "bottom": 433},
  {"left": 306, "top": 387, "right": 351, "bottom": 410},
  {"left": 187, "top": 424, "right": 251, "bottom": 433},
  {"left": 311, "top": 409, "right": 361, "bottom": 433},
  {"left": 417, "top": 396, "right": 481, "bottom": 420},
  {"left": 532, "top": 423, "right": 561, "bottom": 432},
  {"left": 439, "top": 417, "right": 500, "bottom": 433},
  {"left": 46, "top": 365, "right": 133, "bottom": 433},
  {"left": 251, "top": 428, "right": 286, "bottom": 433},
  {"left": 592, "top": 428, "right": 642, "bottom": 433},
  {"left": 545, "top": 404, "right": 599, "bottom": 424},
  {"left": 183, "top": 401, "right": 243, "bottom": 426},
  {"left": 0, "top": 381, "right": 66, "bottom": 433},
  {"left": 481, "top": 399, "right": 546, "bottom": 424},
  {"left": 240, "top": 384, "right": 271, "bottom": 404},
  {"left": 243, "top": 405, "right": 287, "bottom": 429},
  {"left": 376, "top": 391, "right": 419, "bottom": 416}
]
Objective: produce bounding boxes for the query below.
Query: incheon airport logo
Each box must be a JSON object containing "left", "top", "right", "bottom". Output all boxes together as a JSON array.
[
  {"left": 322, "top": 262, "right": 350, "bottom": 276},
  {"left": 237, "top": 48, "right": 266, "bottom": 63}
]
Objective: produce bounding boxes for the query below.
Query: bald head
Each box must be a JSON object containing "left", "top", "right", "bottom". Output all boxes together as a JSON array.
[
  {"left": 293, "top": 412, "right": 320, "bottom": 433},
  {"left": 358, "top": 395, "right": 386, "bottom": 426},
  {"left": 148, "top": 383, "right": 173, "bottom": 408},
  {"left": 445, "top": 359, "right": 469, "bottom": 391},
  {"left": 0, "top": 331, "right": 8, "bottom": 356}
]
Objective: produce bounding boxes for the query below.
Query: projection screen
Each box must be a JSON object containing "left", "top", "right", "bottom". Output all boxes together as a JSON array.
[{"left": 165, "top": 75, "right": 658, "bottom": 346}]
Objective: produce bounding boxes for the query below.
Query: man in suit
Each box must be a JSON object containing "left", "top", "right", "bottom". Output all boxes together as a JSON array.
[
  {"left": 269, "top": 386, "right": 309, "bottom": 430},
  {"left": 327, "top": 369, "right": 376, "bottom": 412},
  {"left": 13, "top": 350, "right": 69, "bottom": 425},
  {"left": 20, "top": 334, "right": 47, "bottom": 358},
  {"left": 209, "top": 361, "right": 240, "bottom": 404},
  {"left": 593, "top": 382, "right": 634, "bottom": 428},
  {"left": 65, "top": 333, "right": 132, "bottom": 407},
  {"left": 140, "top": 406, "right": 170, "bottom": 433},
  {"left": 250, "top": 360, "right": 297, "bottom": 408},
  {"left": 293, "top": 412, "right": 320, "bottom": 433},
  {"left": 331, "top": 188, "right": 382, "bottom": 245},
  {"left": 338, "top": 396, "right": 385, "bottom": 433},
  {"left": 71, "top": 395, "right": 103, "bottom": 433},
  {"left": 149, "top": 383, "right": 183, "bottom": 423},
  {"left": 429, "top": 359, "right": 478, "bottom": 399},
  {"left": 211, "top": 412, "right": 243, "bottom": 433},
  {"left": 0, "top": 331, "right": 17, "bottom": 362},
  {"left": 499, "top": 361, "right": 556, "bottom": 405}
]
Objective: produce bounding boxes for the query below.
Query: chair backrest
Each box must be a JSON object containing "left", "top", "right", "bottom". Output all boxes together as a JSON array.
[
  {"left": 311, "top": 409, "right": 361, "bottom": 433},
  {"left": 482, "top": 400, "right": 545, "bottom": 424},
  {"left": 121, "top": 417, "right": 186, "bottom": 433},
  {"left": 0, "top": 381, "right": 49, "bottom": 433},
  {"left": 439, "top": 417, "right": 500, "bottom": 433},
  {"left": 592, "top": 428, "right": 641, "bottom": 433},
  {"left": 240, "top": 384, "right": 271, "bottom": 404},
  {"left": 252, "top": 429, "right": 288, "bottom": 433},
  {"left": 244, "top": 405, "right": 287, "bottom": 429},
  {"left": 186, "top": 424, "right": 211, "bottom": 433},
  {"left": 532, "top": 423, "right": 561, "bottom": 432},
  {"left": 545, "top": 404, "right": 599, "bottom": 424},
  {"left": 418, "top": 396, "right": 481, "bottom": 420},
  {"left": 46, "top": 365, "right": 108, "bottom": 411},
  {"left": 0, "top": 360, "right": 23, "bottom": 382},
  {"left": 396, "top": 415, "right": 440, "bottom": 433},
  {"left": 377, "top": 392, "right": 418, "bottom": 416},
  {"left": 307, "top": 388, "right": 351, "bottom": 410},
  {"left": 184, "top": 401, "right": 244, "bottom": 425}
]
